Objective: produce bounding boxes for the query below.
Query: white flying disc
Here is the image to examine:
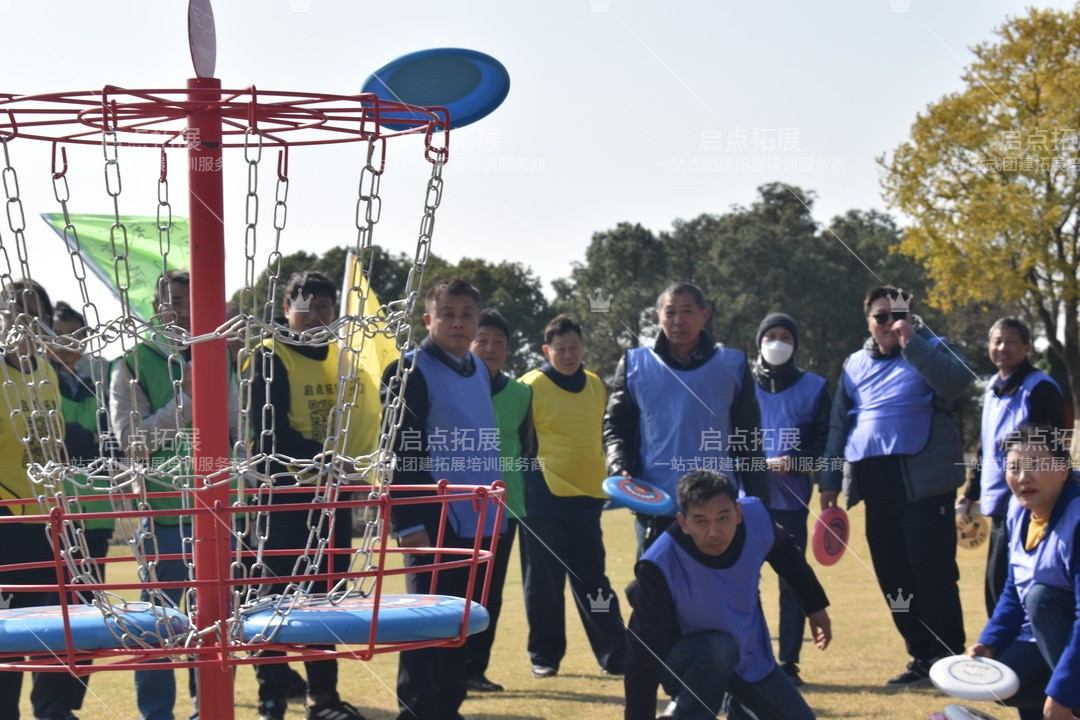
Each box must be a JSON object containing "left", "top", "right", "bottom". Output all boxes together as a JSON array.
[
  {"left": 943, "top": 704, "right": 1002, "bottom": 720},
  {"left": 930, "top": 655, "right": 1019, "bottom": 702}
]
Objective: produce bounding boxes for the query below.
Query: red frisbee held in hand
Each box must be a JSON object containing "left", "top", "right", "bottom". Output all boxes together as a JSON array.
[{"left": 812, "top": 506, "right": 849, "bottom": 566}]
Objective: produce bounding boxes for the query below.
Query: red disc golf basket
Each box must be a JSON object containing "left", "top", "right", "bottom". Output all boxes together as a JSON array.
[{"left": 0, "top": 49, "right": 503, "bottom": 720}]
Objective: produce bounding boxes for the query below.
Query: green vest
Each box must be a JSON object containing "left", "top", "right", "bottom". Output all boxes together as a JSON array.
[
  {"left": 124, "top": 343, "right": 193, "bottom": 524},
  {"left": 59, "top": 374, "right": 115, "bottom": 532},
  {"left": 492, "top": 376, "right": 531, "bottom": 519}
]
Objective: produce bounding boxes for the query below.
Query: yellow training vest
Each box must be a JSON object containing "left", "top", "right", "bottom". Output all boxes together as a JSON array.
[
  {"left": 262, "top": 340, "right": 374, "bottom": 459},
  {"left": 520, "top": 368, "right": 607, "bottom": 498},
  {"left": 0, "top": 357, "right": 65, "bottom": 518}
]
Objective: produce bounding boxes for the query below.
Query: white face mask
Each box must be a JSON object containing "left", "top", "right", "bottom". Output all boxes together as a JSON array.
[{"left": 761, "top": 339, "right": 794, "bottom": 366}]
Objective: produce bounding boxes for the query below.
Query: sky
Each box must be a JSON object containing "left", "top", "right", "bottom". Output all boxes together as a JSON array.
[{"left": 1, "top": 0, "right": 1073, "bottom": 323}]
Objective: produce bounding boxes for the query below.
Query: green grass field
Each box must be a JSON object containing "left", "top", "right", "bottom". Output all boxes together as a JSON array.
[{"left": 19, "top": 503, "right": 1013, "bottom": 720}]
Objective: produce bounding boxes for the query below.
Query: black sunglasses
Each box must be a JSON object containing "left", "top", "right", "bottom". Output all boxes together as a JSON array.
[{"left": 871, "top": 311, "right": 908, "bottom": 326}]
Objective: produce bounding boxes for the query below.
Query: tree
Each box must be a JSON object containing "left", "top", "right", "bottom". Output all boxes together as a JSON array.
[
  {"left": 879, "top": 5, "right": 1080, "bottom": 418},
  {"left": 551, "top": 223, "right": 668, "bottom": 382}
]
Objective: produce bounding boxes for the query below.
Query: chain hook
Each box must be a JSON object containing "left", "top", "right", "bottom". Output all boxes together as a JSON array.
[{"left": 51, "top": 142, "right": 68, "bottom": 180}]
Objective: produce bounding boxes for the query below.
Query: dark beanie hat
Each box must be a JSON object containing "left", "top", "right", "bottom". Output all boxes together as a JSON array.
[{"left": 757, "top": 313, "right": 799, "bottom": 352}]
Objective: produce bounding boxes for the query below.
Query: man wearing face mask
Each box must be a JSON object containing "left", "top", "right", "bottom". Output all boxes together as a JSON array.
[
  {"left": 821, "top": 286, "right": 971, "bottom": 687},
  {"left": 752, "top": 313, "right": 831, "bottom": 688}
]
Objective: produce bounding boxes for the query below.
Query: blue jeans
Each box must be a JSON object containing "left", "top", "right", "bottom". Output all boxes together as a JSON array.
[
  {"left": 994, "top": 583, "right": 1076, "bottom": 720},
  {"left": 662, "top": 631, "right": 815, "bottom": 720},
  {"left": 135, "top": 521, "right": 190, "bottom": 720}
]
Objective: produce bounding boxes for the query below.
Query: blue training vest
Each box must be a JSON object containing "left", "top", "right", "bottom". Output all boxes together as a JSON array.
[
  {"left": 755, "top": 372, "right": 828, "bottom": 512},
  {"left": 1005, "top": 482, "right": 1080, "bottom": 642},
  {"left": 627, "top": 346, "right": 746, "bottom": 500},
  {"left": 643, "top": 498, "right": 776, "bottom": 682},
  {"left": 981, "top": 371, "right": 1062, "bottom": 518},
  {"left": 842, "top": 339, "right": 941, "bottom": 462},
  {"left": 411, "top": 348, "right": 504, "bottom": 538}
]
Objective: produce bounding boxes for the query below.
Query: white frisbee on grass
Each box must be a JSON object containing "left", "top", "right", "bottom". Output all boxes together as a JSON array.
[{"left": 929, "top": 655, "right": 1019, "bottom": 702}]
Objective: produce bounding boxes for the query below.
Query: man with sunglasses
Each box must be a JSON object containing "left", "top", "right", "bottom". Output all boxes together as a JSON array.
[{"left": 820, "top": 286, "right": 971, "bottom": 687}]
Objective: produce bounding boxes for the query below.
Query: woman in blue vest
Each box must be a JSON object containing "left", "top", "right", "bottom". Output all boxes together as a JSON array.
[
  {"left": 821, "top": 285, "right": 970, "bottom": 686},
  {"left": 959, "top": 317, "right": 1067, "bottom": 617},
  {"left": 605, "top": 282, "right": 770, "bottom": 558},
  {"left": 752, "top": 313, "right": 831, "bottom": 688},
  {"left": 624, "top": 470, "right": 831, "bottom": 720},
  {"left": 969, "top": 423, "right": 1080, "bottom": 720}
]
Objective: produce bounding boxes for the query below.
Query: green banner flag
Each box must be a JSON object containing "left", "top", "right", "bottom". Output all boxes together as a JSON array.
[{"left": 41, "top": 213, "right": 190, "bottom": 322}]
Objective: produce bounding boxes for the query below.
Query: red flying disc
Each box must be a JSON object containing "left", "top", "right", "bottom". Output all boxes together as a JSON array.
[{"left": 812, "top": 506, "right": 849, "bottom": 566}]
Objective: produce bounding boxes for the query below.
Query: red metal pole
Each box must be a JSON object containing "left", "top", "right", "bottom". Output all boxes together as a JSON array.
[{"left": 186, "top": 76, "right": 233, "bottom": 717}]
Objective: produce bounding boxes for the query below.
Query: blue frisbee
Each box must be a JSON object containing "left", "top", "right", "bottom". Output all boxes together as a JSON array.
[
  {"left": 241, "top": 593, "right": 489, "bottom": 645},
  {"left": 0, "top": 602, "right": 189, "bottom": 652},
  {"left": 602, "top": 476, "right": 677, "bottom": 517},
  {"left": 361, "top": 48, "right": 510, "bottom": 131}
]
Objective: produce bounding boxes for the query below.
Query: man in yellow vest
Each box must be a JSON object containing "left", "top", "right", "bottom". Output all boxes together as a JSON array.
[
  {"left": 109, "top": 271, "right": 239, "bottom": 720},
  {"left": 246, "top": 271, "right": 366, "bottom": 720},
  {"left": 464, "top": 308, "right": 537, "bottom": 693},
  {"left": 0, "top": 279, "right": 68, "bottom": 719},
  {"left": 519, "top": 314, "right": 626, "bottom": 678}
]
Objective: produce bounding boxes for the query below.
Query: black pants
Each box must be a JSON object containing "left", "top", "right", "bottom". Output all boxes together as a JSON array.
[
  {"left": 0, "top": 521, "right": 60, "bottom": 719},
  {"left": 463, "top": 519, "right": 516, "bottom": 680},
  {"left": 252, "top": 506, "right": 352, "bottom": 703},
  {"left": 396, "top": 525, "right": 497, "bottom": 720},
  {"left": 984, "top": 514, "right": 1009, "bottom": 617},
  {"left": 30, "top": 529, "right": 112, "bottom": 718},
  {"left": 769, "top": 508, "right": 809, "bottom": 665},
  {"left": 860, "top": 460, "right": 965, "bottom": 661},
  {"left": 520, "top": 506, "right": 625, "bottom": 672}
]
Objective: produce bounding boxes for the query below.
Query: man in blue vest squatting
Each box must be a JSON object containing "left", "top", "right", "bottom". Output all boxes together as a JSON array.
[
  {"left": 968, "top": 423, "right": 1080, "bottom": 720},
  {"left": 751, "top": 312, "right": 832, "bottom": 689},
  {"left": 605, "top": 282, "right": 770, "bottom": 558},
  {"left": 821, "top": 285, "right": 970, "bottom": 686},
  {"left": 958, "top": 317, "right": 1067, "bottom": 617},
  {"left": 624, "top": 470, "right": 831, "bottom": 720},
  {"left": 381, "top": 278, "right": 504, "bottom": 720},
  {"left": 463, "top": 308, "right": 539, "bottom": 693}
]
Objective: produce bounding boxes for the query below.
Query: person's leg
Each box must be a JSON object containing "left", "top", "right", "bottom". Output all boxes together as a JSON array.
[
  {"left": 984, "top": 515, "right": 1009, "bottom": 617},
  {"left": 769, "top": 508, "right": 808, "bottom": 667},
  {"left": 992, "top": 639, "right": 1051, "bottom": 717},
  {"left": 565, "top": 508, "right": 626, "bottom": 673},
  {"left": 135, "top": 521, "right": 188, "bottom": 720},
  {"left": 662, "top": 630, "right": 738, "bottom": 720},
  {"left": 520, "top": 516, "right": 569, "bottom": 671},
  {"left": 1024, "top": 582, "right": 1076, "bottom": 669},
  {"left": 727, "top": 664, "right": 815, "bottom": 720},
  {"left": 464, "top": 519, "right": 516, "bottom": 684},
  {"left": 864, "top": 497, "right": 925, "bottom": 659},
  {"left": 900, "top": 493, "right": 965, "bottom": 659},
  {"left": 635, "top": 514, "right": 676, "bottom": 559}
]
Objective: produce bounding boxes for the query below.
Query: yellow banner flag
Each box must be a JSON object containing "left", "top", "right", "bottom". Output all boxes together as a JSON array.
[{"left": 338, "top": 251, "right": 398, "bottom": 458}]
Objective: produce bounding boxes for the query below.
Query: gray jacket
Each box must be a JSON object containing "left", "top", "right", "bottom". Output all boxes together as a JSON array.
[{"left": 821, "top": 323, "right": 972, "bottom": 506}]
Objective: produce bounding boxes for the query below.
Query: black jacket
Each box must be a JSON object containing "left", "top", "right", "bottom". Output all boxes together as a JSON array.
[{"left": 603, "top": 332, "right": 770, "bottom": 504}]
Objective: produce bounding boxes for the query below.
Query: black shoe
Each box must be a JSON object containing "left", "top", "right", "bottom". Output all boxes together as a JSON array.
[
  {"left": 886, "top": 658, "right": 932, "bottom": 687},
  {"left": 600, "top": 666, "right": 623, "bottom": 676},
  {"left": 258, "top": 699, "right": 287, "bottom": 720},
  {"left": 466, "top": 674, "right": 505, "bottom": 692},
  {"left": 286, "top": 666, "right": 308, "bottom": 702},
  {"left": 305, "top": 699, "right": 367, "bottom": 720},
  {"left": 781, "top": 661, "right": 804, "bottom": 687},
  {"left": 531, "top": 664, "right": 557, "bottom": 678}
]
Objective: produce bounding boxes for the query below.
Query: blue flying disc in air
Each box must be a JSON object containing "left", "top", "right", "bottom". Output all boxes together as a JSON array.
[
  {"left": 602, "top": 476, "right": 677, "bottom": 517},
  {"left": 361, "top": 48, "right": 510, "bottom": 131}
]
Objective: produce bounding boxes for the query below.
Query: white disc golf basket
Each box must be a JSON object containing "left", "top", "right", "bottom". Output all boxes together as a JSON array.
[{"left": 0, "top": 42, "right": 502, "bottom": 720}]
